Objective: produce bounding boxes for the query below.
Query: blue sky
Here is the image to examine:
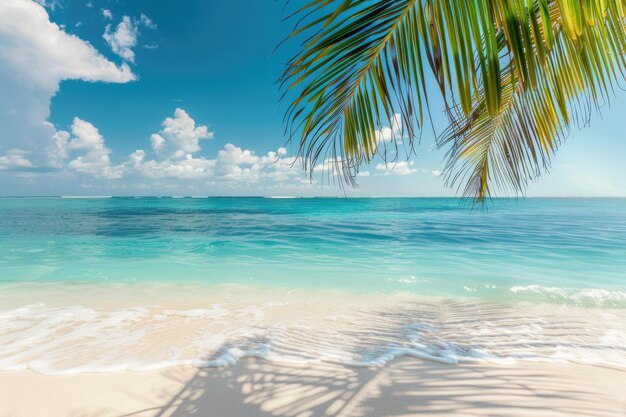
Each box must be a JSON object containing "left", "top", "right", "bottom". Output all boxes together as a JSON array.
[{"left": 0, "top": 0, "right": 624, "bottom": 197}]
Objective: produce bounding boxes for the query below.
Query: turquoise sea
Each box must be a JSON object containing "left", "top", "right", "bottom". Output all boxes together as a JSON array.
[
  {"left": 2, "top": 197, "right": 626, "bottom": 304},
  {"left": 1, "top": 197, "right": 625, "bottom": 373}
]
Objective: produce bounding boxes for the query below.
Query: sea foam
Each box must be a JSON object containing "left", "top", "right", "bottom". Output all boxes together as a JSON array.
[
  {"left": 1, "top": 286, "right": 625, "bottom": 375},
  {"left": 510, "top": 285, "right": 626, "bottom": 307}
]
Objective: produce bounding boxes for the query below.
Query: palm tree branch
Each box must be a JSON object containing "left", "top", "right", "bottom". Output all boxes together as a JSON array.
[
  {"left": 282, "top": 0, "right": 626, "bottom": 197},
  {"left": 440, "top": 4, "right": 626, "bottom": 202}
]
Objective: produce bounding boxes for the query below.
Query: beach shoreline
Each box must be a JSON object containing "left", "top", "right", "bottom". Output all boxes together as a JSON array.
[
  {"left": 2, "top": 358, "right": 625, "bottom": 417},
  {"left": 2, "top": 283, "right": 626, "bottom": 375},
  {"left": 2, "top": 198, "right": 626, "bottom": 416}
]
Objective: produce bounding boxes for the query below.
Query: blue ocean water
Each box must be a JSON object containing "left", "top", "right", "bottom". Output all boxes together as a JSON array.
[
  {"left": 1, "top": 197, "right": 626, "bottom": 374},
  {"left": 1, "top": 197, "right": 625, "bottom": 307}
]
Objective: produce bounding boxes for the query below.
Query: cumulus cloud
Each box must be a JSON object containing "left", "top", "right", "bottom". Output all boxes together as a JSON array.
[
  {"left": 432, "top": 170, "right": 442, "bottom": 177},
  {"left": 129, "top": 152, "right": 215, "bottom": 180},
  {"left": 376, "top": 113, "right": 402, "bottom": 144},
  {"left": 54, "top": 117, "right": 122, "bottom": 179},
  {"left": 132, "top": 139, "right": 293, "bottom": 181},
  {"left": 305, "top": 115, "right": 405, "bottom": 181},
  {"left": 101, "top": 8, "right": 112, "bottom": 20},
  {"left": 0, "top": 1, "right": 135, "bottom": 91},
  {"left": 375, "top": 160, "right": 417, "bottom": 176},
  {"left": 2, "top": 107, "right": 305, "bottom": 188},
  {"left": 158, "top": 108, "right": 213, "bottom": 157},
  {"left": 104, "top": 16, "right": 138, "bottom": 62},
  {"left": 150, "top": 134, "right": 165, "bottom": 152},
  {"left": 129, "top": 109, "right": 303, "bottom": 184},
  {"left": 312, "top": 158, "right": 344, "bottom": 176},
  {"left": 213, "top": 144, "right": 300, "bottom": 182},
  {"left": 103, "top": 14, "right": 157, "bottom": 63},
  {"left": 0, "top": 150, "right": 33, "bottom": 170},
  {"left": 0, "top": 0, "right": 135, "bottom": 171}
]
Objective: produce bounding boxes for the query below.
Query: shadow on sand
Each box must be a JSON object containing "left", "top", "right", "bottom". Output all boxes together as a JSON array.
[{"left": 117, "top": 357, "right": 625, "bottom": 417}]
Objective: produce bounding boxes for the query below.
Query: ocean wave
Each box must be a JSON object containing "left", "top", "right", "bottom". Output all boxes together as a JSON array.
[
  {"left": 60, "top": 195, "right": 112, "bottom": 199},
  {"left": 1, "top": 291, "right": 625, "bottom": 375},
  {"left": 510, "top": 285, "right": 626, "bottom": 307}
]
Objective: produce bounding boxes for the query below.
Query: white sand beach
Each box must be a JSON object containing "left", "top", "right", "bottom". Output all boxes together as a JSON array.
[
  {"left": 1, "top": 283, "right": 626, "bottom": 416},
  {"left": 2, "top": 358, "right": 625, "bottom": 417}
]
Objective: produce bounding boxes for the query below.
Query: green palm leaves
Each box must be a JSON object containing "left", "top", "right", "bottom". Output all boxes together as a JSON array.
[{"left": 281, "top": 0, "right": 626, "bottom": 201}]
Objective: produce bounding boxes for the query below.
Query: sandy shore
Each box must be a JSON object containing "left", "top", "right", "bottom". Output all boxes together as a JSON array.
[
  {"left": 1, "top": 358, "right": 625, "bottom": 417},
  {"left": 2, "top": 284, "right": 625, "bottom": 416}
]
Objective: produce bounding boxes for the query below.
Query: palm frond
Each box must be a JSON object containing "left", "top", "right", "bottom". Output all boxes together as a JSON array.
[
  {"left": 281, "top": 0, "right": 425, "bottom": 183},
  {"left": 282, "top": 0, "right": 626, "bottom": 199},
  {"left": 440, "top": 1, "right": 626, "bottom": 202}
]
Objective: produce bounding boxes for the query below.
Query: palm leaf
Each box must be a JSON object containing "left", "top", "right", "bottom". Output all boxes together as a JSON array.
[
  {"left": 281, "top": 0, "right": 425, "bottom": 183},
  {"left": 441, "top": 1, "right": 626, "bottom": 202},
  {"left": 281, "top": 0, "right": 626, "bottom": 200}
]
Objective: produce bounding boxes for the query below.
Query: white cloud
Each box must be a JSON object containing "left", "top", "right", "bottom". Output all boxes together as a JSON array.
[
  {"left": 150, "top": 134, "right": 165, "bottom": 152},
  {"left": 217, "top": 143, "right": 258, "bottom": 167},
  {"left": 432, "top": 170, "right": 442, "bottom": 177},
  {"left": 131, "top": 141, "right": 301, "bottom": 183},
  {"left": 306, "top": 115, "right": 405, "bottom": 180},
  {"left": 0, "top": 150, "right": 33, "bottom": 170},
  {"left": 131, "top": 153, "right": 216, "bottom": 180},
  {"left": 156, "top": 108, "right": 214, "bottom": 157},
  {"left": 375, "top": 160, "right": 417, "bottom": 176},
  {"left": 1, "top": 77, "right": 309, "bottom": 190},
  {"left": 0, "top": 108, "right": 305, "bottom": 186},
  {"left": 104, "top": 16, "right": 138, "bottom": 62},
  {"left": 0, "top": 0, "right": 135, "bottom": 171},
  {"left": 55, "top": 117, "right": 122, "bottom": 179},
  {"left": 139, "top": 14, "right": 156, "bottom": 30},
  {"left": 101, "top": 9, "right": 112, "bottom": 20},
  {"left": 103, "top": 14, "right": 157, "bottom": 63},
  {"left": 33, "top": 0, "right": 60, "bottom": 10},
  {"left": 214, "top": 143, "right": 301, "bottom": 182},
  {"left": 128, "top": 109, "right": 303, "bottom": 184},
  {"left": 49, "top": 129, "right": 70, "bottom": 167},
  {"left": 0, "top": 1, "right": 135, "bottom": 90},
  {"left": 376, "top": 113, "right": 402, "bottom": 144}
]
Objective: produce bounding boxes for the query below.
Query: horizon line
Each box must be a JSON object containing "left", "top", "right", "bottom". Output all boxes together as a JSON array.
[{"left": 0, "top": 195, "right": 625, "bottom": 199}]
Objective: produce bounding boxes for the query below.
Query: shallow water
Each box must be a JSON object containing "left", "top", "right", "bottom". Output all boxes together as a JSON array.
[{"left": 0, "top": 197, "right": 625, "bottom": 373}]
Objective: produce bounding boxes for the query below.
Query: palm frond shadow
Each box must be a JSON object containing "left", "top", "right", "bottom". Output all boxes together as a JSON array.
[
  {"left": 123, "top": 300, "right": 626, "bottom": 417},
  {"left": 122, "top": 356, "right": 624, "bottom": 417},
  {"left": 148, "top": 360, "right": 376, "bottom": 417}
]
